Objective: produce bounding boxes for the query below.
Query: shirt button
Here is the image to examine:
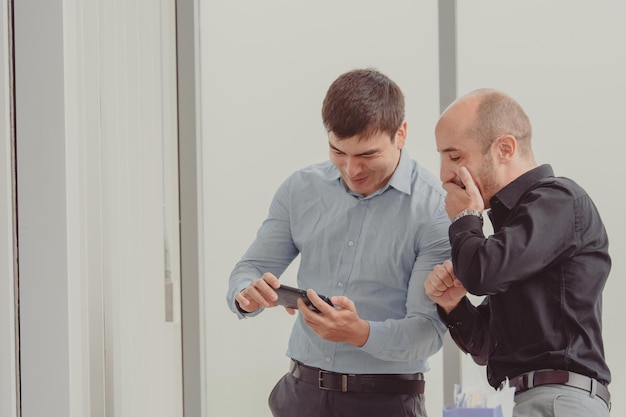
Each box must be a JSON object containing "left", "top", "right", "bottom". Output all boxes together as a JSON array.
[
  {"left": 347, "top": 241, "right": 354, "bottom": 247},
  {"left": 325, "top": 357, "right": 331, "bottom": 363},
  {"left": 360, "top": 200, "right": 366, "bottom": 205},
  {"left": 338, "top": 283, "right": 344, "bottom": 288}
]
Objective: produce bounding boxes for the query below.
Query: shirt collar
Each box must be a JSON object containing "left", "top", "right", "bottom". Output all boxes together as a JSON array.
[
  {"left": 490, "top": 164, "right": 554, "bottom": 210},
  {"left": 387, "top": 150, "right": 412, "bottom": 195},
  {"left": 324, "top": 150, "right": 412, "bottom": 198}
]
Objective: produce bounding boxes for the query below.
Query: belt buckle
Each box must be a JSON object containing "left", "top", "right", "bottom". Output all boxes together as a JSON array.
[
  {"left": 524, "top": 371, "right": 535, "bottom": 389},
  {"left": 318, "top": 370, "right": 349, "bottom": 392}
]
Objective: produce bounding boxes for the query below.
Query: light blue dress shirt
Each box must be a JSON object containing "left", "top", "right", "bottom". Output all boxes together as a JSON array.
[{"left": 227, "top": 151, "right": 451, "bottom": 374}]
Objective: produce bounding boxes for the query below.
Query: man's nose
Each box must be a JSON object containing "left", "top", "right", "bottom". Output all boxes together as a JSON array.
[
  {"left": 346, "top": 157, "right": 361, "bottom": 176},
  {"left": 440, "top": 164, "right": 455, "bottom": 183}
]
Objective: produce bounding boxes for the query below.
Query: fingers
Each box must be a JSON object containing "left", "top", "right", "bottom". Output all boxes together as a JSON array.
[
  {"left": 431, "top": 262, "right": 456, "bottom": 290},
  {"left": 326, "top": 295, "right": 353, "bottom": 311},
  {"left": 262, "top": 272, "right": 281, "bottom": 289},
  {"left": 424, "top": 261, "right": 467, "bottom": 314},
  {"left": 283, "top": 306, "right": 297, "bottom": 316},
  {"left": 425, "top": 260, "right": 461, "bottom": 298},
  {"left": 443, "top": 167, "right": 485, "bottom": 219},
  {"left": 236, "top": 273, "right": 280, "bottom": 311},
  {"left": 458, "top": 167, "right": 484, "bottom": 211},
  {"left": 458, "top": 167, "right": 475, "bottom": 190},
  {"left": 305, "top": 289, "right": 339, "bottom": 315},
  {"left": 299, "top": 293, "right": 368, "bottom": 346},
  {"left": 440, "top": 260, "right": 463, "bottom": 288},
  {"left": 299, "top": 291, "right": 351, "bottom": 320}
]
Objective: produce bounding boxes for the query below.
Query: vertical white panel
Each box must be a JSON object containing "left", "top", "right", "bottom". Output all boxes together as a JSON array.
[
  {"left": 63, "top": 0, "right": 90, "bottom": 414},
  {"left": 0, "top": 0, "right": 17, "bottom": 415},
  {"left": 63, "top": 0, "right": 106, "bottom": 415},
  {"left": 14, "top": 0, "right": 71, "bottom": 415},
  {"left": 15, "top": 0, "right": 106, "bottom": 414},
  {"left": 99, "top": 1, "right": 182, "bottom": 416},
  {"left": 176, "top": 0, "right": 206, "bottom": 415}
]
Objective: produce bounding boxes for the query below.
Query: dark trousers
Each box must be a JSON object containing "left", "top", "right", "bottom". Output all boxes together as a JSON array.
[{"left": 268, "top": 373, "right": 428, "bottom": 417}]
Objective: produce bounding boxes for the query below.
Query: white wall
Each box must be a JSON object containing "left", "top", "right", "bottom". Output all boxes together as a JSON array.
[
  {"left": 202, "top": 1, "right": 625, "bottom": 416},
  {"left": 202, "top": 1, "right": 444, "bottom": 416},
  {"left": 457, "top": 2, "right": 625, "bottom": 415}
]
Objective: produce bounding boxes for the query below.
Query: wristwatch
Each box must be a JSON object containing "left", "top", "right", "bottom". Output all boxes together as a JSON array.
[{"left": 452, "top": 209, "right": 483, "bottom": 224}]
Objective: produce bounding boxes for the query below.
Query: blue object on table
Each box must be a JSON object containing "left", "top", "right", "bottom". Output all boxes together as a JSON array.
[{"left": 442, "top": 404, "right": 503, "bottom": 417}]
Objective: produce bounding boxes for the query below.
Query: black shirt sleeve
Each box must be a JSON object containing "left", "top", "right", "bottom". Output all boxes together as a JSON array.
[{"left": 438, "top": 296, "right": 490, "bottom": 366}]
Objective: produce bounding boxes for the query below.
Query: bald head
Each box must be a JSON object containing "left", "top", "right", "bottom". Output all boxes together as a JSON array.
[{"left": 437, "top": 89, "right": 534, "bottom": 159}]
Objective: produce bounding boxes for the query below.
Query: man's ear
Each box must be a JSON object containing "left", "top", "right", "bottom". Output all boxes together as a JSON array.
[
  {"left": 395, "top": 121, "right": 407, "bottom": 149},
  {"left": 494, "top": 135, "right": 516, "bottom": 162}
]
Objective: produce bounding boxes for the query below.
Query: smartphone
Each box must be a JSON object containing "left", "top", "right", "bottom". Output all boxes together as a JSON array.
[{"left": 274, "top": 284, "right": 334, "bottom": 314}]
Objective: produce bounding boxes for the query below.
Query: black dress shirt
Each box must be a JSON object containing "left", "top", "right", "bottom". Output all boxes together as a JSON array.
[{"left": 442, "top": 164, "right": 611, "bottom": 387}]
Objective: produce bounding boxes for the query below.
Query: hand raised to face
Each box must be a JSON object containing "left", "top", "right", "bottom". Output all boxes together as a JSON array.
[{"left": 442, "top": 167, "right": 485, "bottom": 221}]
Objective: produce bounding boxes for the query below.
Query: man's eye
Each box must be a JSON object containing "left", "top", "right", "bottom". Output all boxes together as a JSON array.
[{"left": 450, "top": 156, "right": 460, "bottom": 162}]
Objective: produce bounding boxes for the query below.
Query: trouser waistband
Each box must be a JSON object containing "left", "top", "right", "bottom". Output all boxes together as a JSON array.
[
  {"left": 289, "top": 360, "right": 425, "bottom": 395},
  {"left": 505, "top": 370, "right": 610, "bottom": 409}
]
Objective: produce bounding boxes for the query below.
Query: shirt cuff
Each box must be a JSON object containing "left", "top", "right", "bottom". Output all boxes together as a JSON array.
[
  {"left": 438, "top": 297, "right": 473, "bottom": 329},
  {"left": 359, "top": 320, "right": 385, "bottom": 353}
]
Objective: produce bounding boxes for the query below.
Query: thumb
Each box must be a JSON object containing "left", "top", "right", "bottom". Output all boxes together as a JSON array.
[{"left": 328, "top": 295, "right": 354, "bottom": 311}]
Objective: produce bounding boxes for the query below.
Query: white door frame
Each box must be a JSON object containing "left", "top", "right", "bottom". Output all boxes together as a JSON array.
[{"left": 0, "top": 0, "right": 18, "bottom": 414}]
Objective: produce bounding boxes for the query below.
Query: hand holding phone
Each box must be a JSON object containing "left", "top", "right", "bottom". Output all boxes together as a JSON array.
[{"left": 274, "top": 285, "right": 334, "bottom": 314}]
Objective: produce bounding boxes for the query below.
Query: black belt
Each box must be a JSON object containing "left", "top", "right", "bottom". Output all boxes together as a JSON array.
[
  {"left": 289, "top": 360, "right": 425, "bottom": 395},
  {"left": 505, "top": 370, "right": 611, "bottom": 409}
]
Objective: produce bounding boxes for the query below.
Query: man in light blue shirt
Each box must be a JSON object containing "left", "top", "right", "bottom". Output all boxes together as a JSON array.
[{"left": 226, "top": 68, "right": 450, "bottom": 417}]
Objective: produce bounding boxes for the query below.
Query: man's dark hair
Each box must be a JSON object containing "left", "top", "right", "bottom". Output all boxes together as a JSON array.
[{"left": 321, "top": 68, "right": 405, "bottom": 141}]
